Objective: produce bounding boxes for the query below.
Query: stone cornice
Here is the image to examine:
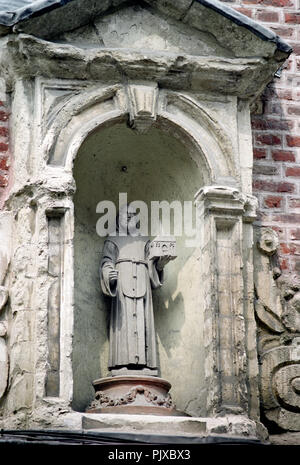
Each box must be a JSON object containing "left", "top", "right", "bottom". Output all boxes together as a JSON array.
[{"left": 0, "top": 33, "right": 285, "bottom": 100}]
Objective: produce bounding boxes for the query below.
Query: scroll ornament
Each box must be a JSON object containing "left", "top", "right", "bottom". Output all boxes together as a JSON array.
[{"left": 255, "top": 229, "right": 300, "bottom": 431}]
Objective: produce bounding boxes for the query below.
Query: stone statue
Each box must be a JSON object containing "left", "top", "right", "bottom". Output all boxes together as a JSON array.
[{"left": 99, "top": 205, "right": 173, "bottom": 377}]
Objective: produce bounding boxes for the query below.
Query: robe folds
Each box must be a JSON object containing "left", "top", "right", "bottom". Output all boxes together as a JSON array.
[{"left": 100, "top": 235, "right": 163, "bottom": 370}]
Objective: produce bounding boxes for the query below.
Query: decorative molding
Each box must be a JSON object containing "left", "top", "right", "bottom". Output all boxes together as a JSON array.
[
  {"left": 90, "top": 385, "right": 174, "bottom": 410},
  {"left": 195, "top": 185, "right": 245, "bottom": 220}
]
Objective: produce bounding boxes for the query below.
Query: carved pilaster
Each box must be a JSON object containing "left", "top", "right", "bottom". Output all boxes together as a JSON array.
[
  {"left": 195, "top": 186, "right": 253, "bottom": 416},
  {"left": 254, "top": 227, "right": 300, "bottom": 431}
]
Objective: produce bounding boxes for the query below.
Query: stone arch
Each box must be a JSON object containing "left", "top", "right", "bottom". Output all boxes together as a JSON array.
[{"left": 46, "top": 84, "right": 238, "bottom": 187}]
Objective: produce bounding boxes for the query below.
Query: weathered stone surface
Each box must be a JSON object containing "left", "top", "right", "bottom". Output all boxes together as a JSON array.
[
  {"left": 270, "top": 432, "right": 300, "bottom": 446},
  {"left": 0, "top": 211, "right": 12, "bottom": 285},
  {"left": 0, "top": 286, "right": 8, "bottom": 312},
  {"left": 0, "top": 337, "right": 8, "bottom": 399},
  {"left": 184, "top": 2, "right": 277, "bottom": 59},
  {"left": 144, "top": 0, "right": 193, "bottom": 21},
  {"left": 2, "top": 16, "right": 288, "bottom": 101},
  {"left": 68, "top": 5, "right": 232, "bottom": 57},
  {"left": 254, "top": 232, "right": 300, "bottom": 431},
  {"left": 194, "top": 186, "right": 256, "bottom": 417}
]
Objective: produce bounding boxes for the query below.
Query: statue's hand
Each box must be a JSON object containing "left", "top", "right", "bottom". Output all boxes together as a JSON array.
[
  {"left": 156, "top": 255, "right": 172, "bottom": 271},
  {"left": 109, "top": 269, "right": 118, "bottom": 284}
]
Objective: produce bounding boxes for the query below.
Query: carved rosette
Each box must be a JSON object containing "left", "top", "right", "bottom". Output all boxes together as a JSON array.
[{"left": 257, "top": 227, "right": 279, "bottom": 256}]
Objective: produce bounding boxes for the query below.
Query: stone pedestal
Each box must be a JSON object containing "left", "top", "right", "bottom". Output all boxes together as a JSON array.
[{"left": 86, "top": 375, "right": 186, "bottom": 416}]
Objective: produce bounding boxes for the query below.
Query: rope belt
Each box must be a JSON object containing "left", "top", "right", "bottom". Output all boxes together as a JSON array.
[{"left": 116, "top": 258, "right": 147, "bottom": 265}]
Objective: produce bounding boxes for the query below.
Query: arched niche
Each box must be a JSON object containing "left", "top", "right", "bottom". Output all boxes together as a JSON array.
[
  {"left": 45, "top": 85, "right": 236, "bottom": 188},
  {"left": 72, "top": 119, "right": 208, "bottom": 415}
]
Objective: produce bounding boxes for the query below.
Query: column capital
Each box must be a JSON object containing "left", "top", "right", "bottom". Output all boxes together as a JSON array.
[{"left": 194, "top": 185, "right": 257, "bottom": 222}]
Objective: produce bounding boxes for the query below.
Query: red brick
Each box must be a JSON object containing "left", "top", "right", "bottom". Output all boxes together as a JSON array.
[
  {"left": 244, "top": 0, "right": 293, "bottom": 4},
  {"left": 255, "top": 133, "right": 282, "bottom": 146},
  {"left": 235, "top": 7, "right": 253, "bottom": 17},
  {"left": 256, "top": 10, "right": 279, "bottom": 22},
  {"left": 290, "top": 229, "right": 300, "bottom": 240},
  {"left": 264, "top": 102, "right": 284, "bottom": 116},
  {"left": 253, "top": 148, "right": 267, "bottom": 159},
  {"left": 253, "top": 164, "right": 278, "bottom": 175},
  {"left": 271, "top": 213, "right": 300, "bottom": 223},
  {"left": 280, "top": 243, "right": 297, "bottom": 255},
  {"left": 292, "top": 44, "right": 300, "bottom": 56},
  {"left": 272, "top": 150, "right": 296, "bottom": 162},
  {"left": 285, "top": 13, "right": 300, "bottom": 24},
  {"left": 286, "top": 167, "right": 300, "bottom": 177},
  {"left": 272, "top": 226, "right": 286, "bottom": 240},
  {"left": 270, "top": 26, "right": 295, "bottom": 39},
  {"left": 0, "top": 174, "right": 7, "bottom": 187},
  {"left": 264, "top": 87, "right": 293, "bottom": 101},
  {"left": 0, "top": 111, "right": 8, "bottom": 122},
  {"left": 264, "top": 195, "right": 283, "bottom": 208},
  {"left": 251, "top": 118, "right": 292, "bottom": 131},
  {"left": 253, "top": 180, "right": 295, "bottom": 193},
  {"left": 287, "top": 105, "right": 300, "bottom": 116},
  {"left": 289, "top": 198, "right": 300, "bottom": 209},
  {"left": 286, "top": 135, "right": 300, "bottom": 147},
  {"left": 0, "top": 126, "right": 8, "bottom": 137},
  {"left": 0, "top": 157, "right": 8, "bottom": 171},
  {"left": 279, "top": 258, "right": 289, "bottom": 270},
  {"left": 262, "top": 0, "right": 294, "bottom": 5},
  {"left": 0, "top": 142, "right": 8, "bottom": 153}
]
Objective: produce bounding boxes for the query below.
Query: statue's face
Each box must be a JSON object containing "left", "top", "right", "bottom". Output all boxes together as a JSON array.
[{"left": 118, "top": 205, "right": 137, "bottom": 232}]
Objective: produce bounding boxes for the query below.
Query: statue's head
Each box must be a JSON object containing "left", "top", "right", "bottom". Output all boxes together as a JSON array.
[{"left": 117, "top": 204, "right": 138, "bottom": 234}]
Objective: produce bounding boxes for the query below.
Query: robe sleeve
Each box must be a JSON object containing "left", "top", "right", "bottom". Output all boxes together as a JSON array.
[
  {"left": 145, "top": 240, "right": 164, "bottom": 290},
  {"left": 100, "top": 239, "right": 118, "bottom": 297}
]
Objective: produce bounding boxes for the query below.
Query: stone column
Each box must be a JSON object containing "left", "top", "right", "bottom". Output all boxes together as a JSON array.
[{"left": 195, "top": 185, "right": 255, "bottom": 417}]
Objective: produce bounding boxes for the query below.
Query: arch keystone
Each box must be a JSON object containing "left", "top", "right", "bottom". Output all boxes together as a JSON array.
[{"left": 127, "top": 82, "right": 159, "bottom": 134}]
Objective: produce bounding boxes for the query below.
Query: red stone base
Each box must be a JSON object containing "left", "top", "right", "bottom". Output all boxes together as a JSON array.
[{"left": 86, "top": 375, "right": 187, "bottom": 416}]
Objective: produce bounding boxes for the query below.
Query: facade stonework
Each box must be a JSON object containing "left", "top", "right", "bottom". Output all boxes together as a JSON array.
[{"left": 2, "top": 0, "right": 300, "bottom": 277}]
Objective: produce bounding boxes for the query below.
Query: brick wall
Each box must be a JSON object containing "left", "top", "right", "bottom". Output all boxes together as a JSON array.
[{"left": 220, "top": 0, "right": 300, "bottom": 278}]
